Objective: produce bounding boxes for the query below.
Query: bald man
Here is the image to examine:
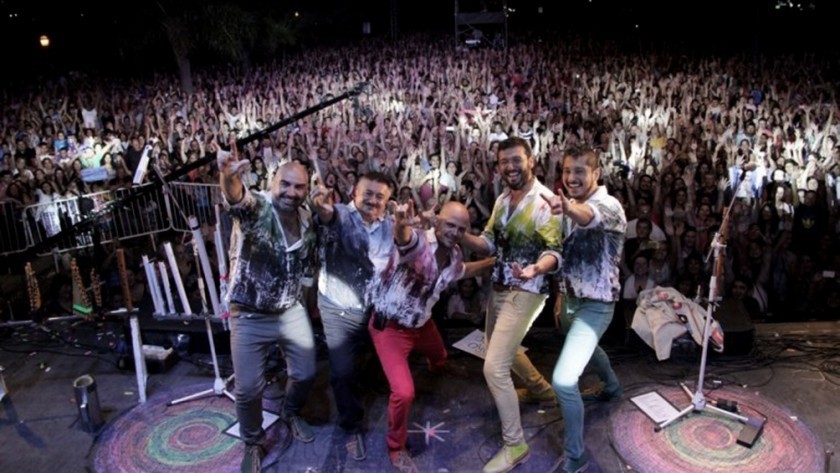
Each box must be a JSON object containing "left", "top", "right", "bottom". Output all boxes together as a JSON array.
[
  {"left": 367, "top": 201, "right": 494, "bottom": 473},
  {"left": 219, "top": 151, "right": 318, "bottom": 473}
]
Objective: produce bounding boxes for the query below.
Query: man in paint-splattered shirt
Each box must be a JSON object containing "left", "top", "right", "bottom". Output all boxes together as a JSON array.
[
  {"left": 225, "top": 182, "right": 316, "bottom": 313},
  {"left": 219, "top": 150, "right": 318, "bottom": 473},
  {"left": 310, "top": 171, "right": 395, "bottom": 461},
  {"left": 540, "top": 147, "right": 625, "bottom": 473},
  {"left": 367, "top": 200, "right": 494, "bottom": 473},
  {"left": 461, "top": 136, "right": 562, "bottom": 473}
]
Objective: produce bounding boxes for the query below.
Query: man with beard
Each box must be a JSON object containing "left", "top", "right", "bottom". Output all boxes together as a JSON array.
[
  {"left": 538, "top": 147, "right": 625, "bottom": 473},
  {"left": 461, "top": 136, "right": 562, "bottom": 473},
  {"left": 309, "top": 171, "right": 395, "bottom": 462},
  {"left": 367, "top": 200, "right": 494, "bottom": 472},
  {"left": 219, "top": 152, "right": 319, "bottom": 473}
]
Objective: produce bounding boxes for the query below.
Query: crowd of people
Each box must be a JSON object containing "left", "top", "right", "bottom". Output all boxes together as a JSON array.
[
  {"left": 1, "top": 32, "right": 839, "bottom": 472},
  {"left": 2, "top": 36, "right": 838, "bottom": 320}
]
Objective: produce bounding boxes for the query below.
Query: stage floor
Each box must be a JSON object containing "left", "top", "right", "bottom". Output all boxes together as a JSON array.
[{"left": 1, "top": 320, "right": 838, "bottom": 473}]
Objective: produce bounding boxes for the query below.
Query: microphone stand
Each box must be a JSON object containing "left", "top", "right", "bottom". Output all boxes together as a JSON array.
[{"left": 655, "top": 189, "right": 766, "bottom": 446}]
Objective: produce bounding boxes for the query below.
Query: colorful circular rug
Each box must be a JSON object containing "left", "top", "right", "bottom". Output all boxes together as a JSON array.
[
  {"left": 610, "top": 385, "right": 825, "bottom": 473},
  {"left": 91, "top": 384, "right": 285, "bottom": 473}
]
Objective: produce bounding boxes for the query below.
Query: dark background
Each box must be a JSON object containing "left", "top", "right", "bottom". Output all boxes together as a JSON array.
[{"left": 0, "top": 0, "right": 832, "bottom": 82}]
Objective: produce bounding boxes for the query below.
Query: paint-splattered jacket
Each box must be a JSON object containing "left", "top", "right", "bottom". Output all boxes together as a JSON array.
[
  {"left": 560, "top": 186, "right": 626, "bottom": 302},
  {"left": 369, "top": 228, "right": 465, "bottom": 329},
  {"left": 480, "top": 179, "right": 563, "bottom": 294},
  {"left": 316, "top": 202, "right": 394, "bottom": 310},
  {"left": 225, "top": 189, "right": 316, "bottom": 314}
]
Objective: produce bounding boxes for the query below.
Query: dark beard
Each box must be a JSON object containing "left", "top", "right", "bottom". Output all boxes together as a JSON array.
[{"left": 505, "top": 173, "right": 532, "bottom": 190}]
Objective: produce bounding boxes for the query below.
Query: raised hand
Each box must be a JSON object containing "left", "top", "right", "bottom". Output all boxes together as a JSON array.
[
  {"left": 540, "top": 191, "right": 568, "bottom": 216},
  {"left": 217, "top": 137, "right": 250, "bottom": 203},
  {"left": 217, "top": 145, "right": 250, "bottom": 179},
  {"left": 310, "top": 176, "right": 333, "bottom": 211},
  {"left": 392, "top": 200, "right": 415, "bottom": 228}
]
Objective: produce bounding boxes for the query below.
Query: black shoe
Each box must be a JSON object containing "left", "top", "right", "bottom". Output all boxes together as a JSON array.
[
  {"left": 345, "top": 432, "right": 366, "bottom": 461},
  {"left": 560, "top": 451, "right": 591, "bottom": 473},
  {"left": 241, "top": 444, "right": 264, "bottom": 473},
  {"left": 581, "top": 386, "right": 622, "bottom": 403}
]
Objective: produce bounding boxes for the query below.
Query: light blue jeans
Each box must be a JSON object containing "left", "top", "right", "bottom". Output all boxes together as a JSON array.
[
  {"left": 551, "top": 296, "right": 620, "bottom": 459},
  {"left": 230, "top": 302, "right": 317, "bottom": 445}
]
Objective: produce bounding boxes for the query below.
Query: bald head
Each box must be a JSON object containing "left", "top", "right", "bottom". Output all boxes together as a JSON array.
[
  {"left": 435, "top": 201, "right": 470, "bottom": 248},
  {"left": 439, "top": 201, "right": 469, "bottom": 222}
]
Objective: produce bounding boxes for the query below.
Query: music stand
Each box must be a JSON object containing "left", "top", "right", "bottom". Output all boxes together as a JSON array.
[{"left": 655, "top": 189, "right": 766, "bottom": 447}]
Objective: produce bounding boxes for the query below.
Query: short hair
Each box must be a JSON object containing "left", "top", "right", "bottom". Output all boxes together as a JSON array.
[
  {"left": 497, "top": 136, "right": 532, "bottom": 158},
  {"left": 563, "top": 146, "right": 600, "bottom": 170},
  {"left": 360, "top": 171, "right": 394, "bottom": 193}
]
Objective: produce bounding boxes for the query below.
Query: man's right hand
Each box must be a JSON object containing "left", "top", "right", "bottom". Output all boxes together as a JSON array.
[
  {"left": 217, "top": 147, "right": 250, "bottom": 179},
  {"left": 392, "top": 200, "right": 415, "bottom": 229},
  {"left": 310, "top": 177, "right": 333, "bottom": 210},
  {"left": 309, "top": 177, "right": 335, "bottom": 223},
  {"left": 218, "top": 141, "right": 250, "bottom": 203}
]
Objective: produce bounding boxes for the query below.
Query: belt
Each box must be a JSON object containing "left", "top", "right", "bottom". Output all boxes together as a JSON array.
[{"left": 230, "top": 303, "right": 288, "bottom": 317}]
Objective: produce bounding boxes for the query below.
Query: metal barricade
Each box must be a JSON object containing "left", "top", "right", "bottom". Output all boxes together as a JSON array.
[
  {"left": 24, "top": 194, "right": 92, "bottom": 253},
  {"left": 168, "top": 182, "right": 225, "bottom": 232},
  {"left": 0, "top": 201, "right": 29, "bottom": 255},
  {"left": 1, "top": 182, "right": 224, "bottom": 258},
  {"left": 107, "top": 185, "right": 170, "bottom": 242}
]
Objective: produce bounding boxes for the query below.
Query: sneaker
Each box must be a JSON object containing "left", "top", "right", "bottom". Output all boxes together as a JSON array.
[
  {"left": 390, "top": 449, "right": 419, "bottom": 473},
  {"left": 561, "top": 451, "right": 590, "bottom": 473},
  {"left": 288, "top": 415, "right": 315, "bottom": 443},
  {"left": 482, "top": 442, "right": 530, "bottom": 473},
  {"left": 241, "top": 444, "right": 264, "bottom": 473},
  {"left": 516, "top": 387, "right": 557, "bottom": 405},
  {"left": 345, "top": 432, "right": 366, "bottom": 461},
  {"left": 581, "top": 386, "right": 622, "bottom": 403}
]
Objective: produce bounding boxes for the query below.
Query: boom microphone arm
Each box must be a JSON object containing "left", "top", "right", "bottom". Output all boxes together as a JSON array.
[{"left": 29, "top": 82, "right": 369, "bottom": 255}]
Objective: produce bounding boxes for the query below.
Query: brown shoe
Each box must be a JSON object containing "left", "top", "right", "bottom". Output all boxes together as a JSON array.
[{"left": 516, "top": 387, "right": 557, "bottom": 406}]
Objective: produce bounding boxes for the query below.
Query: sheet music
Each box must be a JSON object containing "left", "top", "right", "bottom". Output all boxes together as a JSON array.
[{"left": 630, "top": 391, "right": 680, "bottom": 424}]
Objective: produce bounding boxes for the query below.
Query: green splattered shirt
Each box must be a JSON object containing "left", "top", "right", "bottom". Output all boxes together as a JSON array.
[{"left": 481, "top": 179, "right": 563, "bottom": 294}]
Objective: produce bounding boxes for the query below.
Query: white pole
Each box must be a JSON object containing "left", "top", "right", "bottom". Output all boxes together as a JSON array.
[
  {"left": 141, "top": 255, "right": 164, "bottom": 315},
  {"left": 190, "top": 216, "right": 221, "bottom": 317},
  {"left": 158, "top": 261, "right": 175, "bottom": 315},
  {"left": 164, "top": 242, "right": 192, "bottom": 315}
]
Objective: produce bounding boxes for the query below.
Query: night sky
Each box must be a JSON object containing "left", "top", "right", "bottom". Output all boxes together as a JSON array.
[{"left": 0, "top": 0, "right": 830, "bottom": 80}]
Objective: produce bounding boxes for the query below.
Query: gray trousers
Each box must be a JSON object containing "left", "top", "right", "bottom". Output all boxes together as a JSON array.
[{"left": 230, "top": 302, "right": 317, "bottom": 445}]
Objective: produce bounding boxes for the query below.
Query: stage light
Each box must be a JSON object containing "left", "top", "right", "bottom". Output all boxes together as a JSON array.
[{"left": 39, "top": 35, "right": 50, "bottom": 48}]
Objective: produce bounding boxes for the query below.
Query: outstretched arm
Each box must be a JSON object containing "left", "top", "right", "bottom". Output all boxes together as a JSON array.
[
  {"left": 462, "top": 257, "right": 496, "bottom": 279},
  {"left": 218, "top": 141, "right": 250, "bottom": 204}
]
